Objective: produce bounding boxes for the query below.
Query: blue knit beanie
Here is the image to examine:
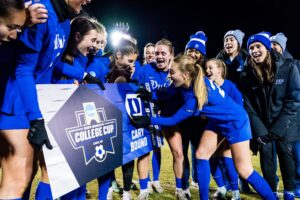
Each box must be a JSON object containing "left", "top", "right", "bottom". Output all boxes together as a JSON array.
[
  {"left": 270, "top": 33, "right": 287, "bottom": 52},
  {"left": 224, "top": 29, "right": 245, "bottom": 46},
  {"left": 247, "top": 31, "right": 271, "bottom": 50},
  {"left": 185, "top": 31, "right": 207, "bottom": 55}
]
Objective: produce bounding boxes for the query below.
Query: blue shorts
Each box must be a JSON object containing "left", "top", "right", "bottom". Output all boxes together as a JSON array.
[
  {"left": 0, "top": 112, "right": 30, "bottom": 130},
  {"left": 205, "top": 118, "right": 252, "bottom": 145}
]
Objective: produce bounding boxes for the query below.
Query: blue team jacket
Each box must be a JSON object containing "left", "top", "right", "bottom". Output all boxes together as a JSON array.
[
  {"left": 137, "top": 62, "right": 183, "bottom": 116},
  {"left": 13, "top": 0, "right": 70, "bottom": 120},
  {"left": 53, "top": 53, "right": 88, "bottom": 83},
  {"left": 87, "top": 56, "right": 111, "bottom": 83},
  {"left": 151, "top": 77, "right": 248, "bottom": 129},
  {"left": 221, "top": 79, "right": 243, "bottom": 106}
]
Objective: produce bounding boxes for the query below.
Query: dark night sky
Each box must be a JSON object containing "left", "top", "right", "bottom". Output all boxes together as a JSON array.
[{"left": 86, "top": 0, "right": 300, "bottom": 60}]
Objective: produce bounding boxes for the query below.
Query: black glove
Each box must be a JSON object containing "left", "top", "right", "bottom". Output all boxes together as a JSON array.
[
  {"left": 257, "top": 134, "right": 279, "bottom": 145},
  {"left": 84, "top": 73, "right": 105, "bottom": 90},
  {"left": 131, "top": 116, "right": 151, "bottom": 128},
  {"left": 28, "top": 119, "right": 53, "bottom": 150},
  {"left": 136, "top": 87, "right": 152, "bottom": 101},
  {"left": 153, "top": 100, "right": 164, "bottom": 114},
  {"left": 131, "top": 79, "right": 139, "bottom": 86}
]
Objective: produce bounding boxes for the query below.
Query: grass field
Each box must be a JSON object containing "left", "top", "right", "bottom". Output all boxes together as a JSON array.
[{"left": 20, "top": 139, "right": 289, "bottom": 200}]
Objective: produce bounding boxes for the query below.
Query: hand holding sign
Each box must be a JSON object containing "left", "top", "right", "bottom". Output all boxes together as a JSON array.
[{"left": 131, "top": 116, "right": 151, "bottom": 128}]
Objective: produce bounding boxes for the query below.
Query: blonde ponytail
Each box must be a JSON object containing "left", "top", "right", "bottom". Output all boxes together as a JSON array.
[
  {"left": 194, "top": 63, "right": 207, "bottom": 110},
  {"left": 173, "top": 54, "right": 208, "bottom": 110}
]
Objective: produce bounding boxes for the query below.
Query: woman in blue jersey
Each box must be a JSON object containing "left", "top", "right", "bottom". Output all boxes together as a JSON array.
[
  {"left": 89, "top": 18, "right": 107, "bottom": 58},
  {"left": 205, "top": 58, "right": 242, "bottom": 199},
  {"left": 0, "top": 1, "right": 27, "bottom": 198},
  {"left": 53, "top": 16, "right": 106, "bottom": 88},
  {"left": 0, "top": 0, "right": 91, "bottom": 199},
  {"left": 140, "top": 41, "right": 164, "bottom": 195},
  {"left": 136, "top": 39, "right": 188, "bottom": 200},
  {"left": 53, "top": 16, "right": 107, "bottom": 200},
  {"left": 132, "top": 54, "right": 276, "bottom": 200},
  {"left": 106, "top": 37, "right": 139, "bottom": 200},
  {"left": 0, "top": 0, "right": 50, "bottom": 199}
]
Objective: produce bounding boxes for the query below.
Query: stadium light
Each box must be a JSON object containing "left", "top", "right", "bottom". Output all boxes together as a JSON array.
[{"left": 110, "top": 22, "right": 131, "bottom": 47}]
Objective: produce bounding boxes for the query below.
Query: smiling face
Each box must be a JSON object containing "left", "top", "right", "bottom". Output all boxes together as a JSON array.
[
  {"left": 155, "top": 44, "right": 173, "bottom": 71},
  {"left": 205, "top": 60, "right": 222, "bottom": 82},
  {"left": 224, "top": 35, "right": 239, "bottom": 55},
  {"left": 186, "top": 48, "right": 202, "bottom": 62},
  {"left": 144, "top": 45, "right": 155, "bottom": 64},
  {"left": 96, "top": 32, "right": 107, "bottom": 52},
  {"left": 170, "top": 61, "right": 186, "bottom": 87},
  {"left": 271, "top": 42, "right": 283, "bottom": 54},
  {"left": 76, "top": 29, "right": 98, "bottom": 56},
  {"left": 0, "top": 9, "right": 26, "bottom": 44},
  {"left": 249, "top": 42, "right": 268, "bottom": 64}
]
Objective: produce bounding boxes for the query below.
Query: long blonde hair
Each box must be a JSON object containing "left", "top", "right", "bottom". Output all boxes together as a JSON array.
[{"left": 173, "top": 54, "right": 207, "bottom": 110}]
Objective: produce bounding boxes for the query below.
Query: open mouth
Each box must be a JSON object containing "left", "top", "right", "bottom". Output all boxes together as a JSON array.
[
  {"left": 252, "top": 52, "right": 262, "bottom": 59},
  {"left": 225, "top": 45, "right": 233, "bottom": 51},
  {"left": 156, "top": 59, "right": 164, "bottom": 64}
]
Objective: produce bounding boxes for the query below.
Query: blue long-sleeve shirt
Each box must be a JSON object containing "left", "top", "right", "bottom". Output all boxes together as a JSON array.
[
  {"left": 14, "top": 0, "right": 70, "bottom": 120},
  {"left": 151, "top": 77, "right": 248, "bottom": 129},
  {"left": 137, "top": 63, "right": 183, "bottom": 116},
  {"left": 0, "top": 41, "right": 26, "bottom": 115},
  {"left": 220, "top": 80, "right": 243, "bottom": 106},
  {"left": 86, "top": 56, "right": 111, "bottom": 83},
  {"left": 53, "top": 53, "right": 88, "bottom": 83}
]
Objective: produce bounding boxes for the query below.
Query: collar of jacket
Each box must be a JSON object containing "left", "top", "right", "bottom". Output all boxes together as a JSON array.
[
  {"left": 216, "top": 48, "right": 248, "bottom": 62},
  {"left": 50, "top": 0, "right": 76, "bottom": 22},
  {"left": 271, "top": 49, "right": 285, "bottom": 70}
]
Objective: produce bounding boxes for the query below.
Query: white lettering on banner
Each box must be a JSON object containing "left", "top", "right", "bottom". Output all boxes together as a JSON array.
[
  {"left": 131, "top": 137, "right": 148, "bottom": 152},
  {"left": 131, "top": 128, "right": 144, "bottom": 140},
  {"left": 74, "top": 124, "right": 114, "bottom": 143}
]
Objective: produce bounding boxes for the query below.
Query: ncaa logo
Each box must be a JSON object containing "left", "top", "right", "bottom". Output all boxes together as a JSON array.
[
  {"left": 83, "top": 102, "right": 100, "bottom": 125},
  {"left": 125, "top": 94, "right": 143, "bottom": 117}
]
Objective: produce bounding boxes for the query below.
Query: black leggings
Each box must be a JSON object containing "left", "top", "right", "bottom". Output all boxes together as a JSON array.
[
  {"left": 259, "top": 139, "right": 295, "bottom": 191},
  {"left": 122, "top": 160, "right": 135, "bottom": 191}
]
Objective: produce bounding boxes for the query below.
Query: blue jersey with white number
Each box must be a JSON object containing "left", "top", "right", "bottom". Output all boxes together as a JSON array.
[
  {"left": 151, "top": 77, "right": 248, "bottom": 128},
  {"left": 14, "top": 0, "right": 70, "bottom": 120},
  {"left": 137, "top": 63, "right": 183, "bottom": 116}
]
